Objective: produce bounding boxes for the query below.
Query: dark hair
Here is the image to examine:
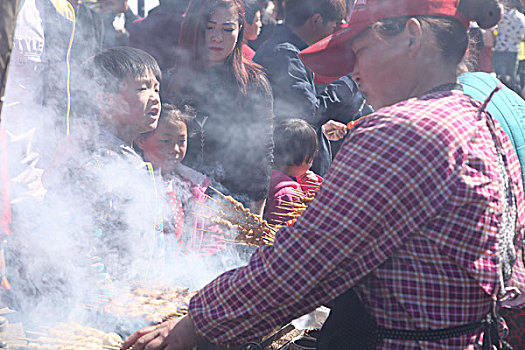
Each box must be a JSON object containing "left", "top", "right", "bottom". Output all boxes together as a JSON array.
[
  {"left": 157, "top": 103, "right": 195, "bottom": 128},
  {"left": 74, "top": 47, "right": 161, "bottom": 119},
  {"left": 84, "top": 46, "right": 162, "bottom": 93},
  {"left": 371, "top": 16, "right": 469, "bottom": 66},
  {"left": 273, "top": 119, "right": 318, "bottom": 167},
  {"left": 284, "top": 0, "right": 346, "bottom": 27},
  {"left": 175, "top": 0, "right": 267, "bottom": 94},
  {"left": 243, "top": 0, "right": 261, "bottom": 24}
]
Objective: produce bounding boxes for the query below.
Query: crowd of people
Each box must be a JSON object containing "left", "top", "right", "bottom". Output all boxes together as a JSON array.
[{"left": 1, "top": 0, "right": 525, "bottom": 349}]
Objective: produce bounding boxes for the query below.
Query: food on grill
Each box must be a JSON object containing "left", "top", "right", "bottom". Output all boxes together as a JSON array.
[
  {"left": 101, "top": 284, "right": 196, "bottom": 324},
  {"left": 21, "top": 322, "right": 122, "bottom": 349}
]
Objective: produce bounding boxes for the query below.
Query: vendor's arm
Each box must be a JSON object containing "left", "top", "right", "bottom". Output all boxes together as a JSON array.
[
  {"left": 191, "top": 113, "right": 453, "bottom": 345},
  {"left": 123, "top": 112, "right": 452, "bottom": 349}
]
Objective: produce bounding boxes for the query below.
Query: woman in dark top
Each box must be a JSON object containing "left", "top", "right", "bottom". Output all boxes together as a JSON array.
[{"left": 163, "top": 0, "right": 273, "bottom": 215}]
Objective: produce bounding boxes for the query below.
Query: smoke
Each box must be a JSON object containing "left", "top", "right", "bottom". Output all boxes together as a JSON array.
[{"left": 0, "top": 0, "right": 254, "bottom": 334}]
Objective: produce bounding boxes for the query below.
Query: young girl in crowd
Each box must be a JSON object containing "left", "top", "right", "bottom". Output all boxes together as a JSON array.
[
  {"left": 135, "top": 103, "right": 225, "bottom": 256},
  {"left": 263, "top": 119, "right": 323, "bottom": 226},
  {"left": 163, "top": 0, "right": 274, "bottom": 216}
]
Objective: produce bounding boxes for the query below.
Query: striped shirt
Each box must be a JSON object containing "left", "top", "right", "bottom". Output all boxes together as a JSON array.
[{"left": 189, "top": 91, "right": 525, "bottom": 349}]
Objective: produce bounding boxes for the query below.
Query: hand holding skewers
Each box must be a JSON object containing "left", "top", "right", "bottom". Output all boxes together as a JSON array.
[{"left": 322, "top": 120, "right": 347, "bottom": 141}]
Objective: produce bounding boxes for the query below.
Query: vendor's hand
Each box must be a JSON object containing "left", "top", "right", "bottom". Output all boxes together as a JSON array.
[
  {"left": 322, "top": 120, "right": 347, "bottom": 141},
  {"left": 121, "top": 315, "right": 200, "bottom": 350}
]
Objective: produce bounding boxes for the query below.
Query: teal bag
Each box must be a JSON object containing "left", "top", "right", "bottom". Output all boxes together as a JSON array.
[{"left": 460, "top": 72, "right": 525, "bottom": 185}]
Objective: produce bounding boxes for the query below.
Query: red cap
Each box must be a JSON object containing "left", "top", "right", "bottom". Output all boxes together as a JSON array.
[{"left": 299, "top": 0, "right": 469, "bottom": 77}]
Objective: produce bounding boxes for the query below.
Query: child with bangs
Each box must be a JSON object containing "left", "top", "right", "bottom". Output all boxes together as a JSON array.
[
  {"left": 14, "top": 47, "right": 165, "bottom": 320},
  {"left": 42, "top": 47, "right": 164, "bottom": 281},
  {"left": 135, "top": 103, "right": 225, "bottom": 256},
  {"left": 263, "top": 118, "right": 323, "bottom": 226}
]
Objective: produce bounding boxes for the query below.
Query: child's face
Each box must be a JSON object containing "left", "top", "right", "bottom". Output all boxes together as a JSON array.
[
  {"left": 287, "top": 157, "right": 314, "bottom": 178},
  {"left": 138, "top": 120, "right": 187, "bottom": 173},
  {"left": 111, "top": 70, "right": 161, "bottom": 137}
]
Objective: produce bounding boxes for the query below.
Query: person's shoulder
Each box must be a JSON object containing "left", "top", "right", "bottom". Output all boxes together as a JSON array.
[
  {"left": 371, "top": 92, "right": 475, "bottom": 130},
  {"left": 255, "top": 35, "right": 301, "bottom": 59}
]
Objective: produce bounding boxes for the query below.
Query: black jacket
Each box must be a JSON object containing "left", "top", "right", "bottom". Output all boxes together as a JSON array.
[
  {"left": 254, "top": 23, "right": 366, "bottom": 176},
  {"left": 166, "top": 65, "right": 274, "bottom": 205}
]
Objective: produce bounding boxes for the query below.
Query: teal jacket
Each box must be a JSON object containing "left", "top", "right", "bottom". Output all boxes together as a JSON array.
[{"left": 460, "top": 72, "right": 525, "bottom": 185}]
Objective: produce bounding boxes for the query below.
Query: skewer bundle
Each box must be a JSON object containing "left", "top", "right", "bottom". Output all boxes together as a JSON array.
[
  {"left": 205, "top": 187, "right": 277, "bottom": 246},
  {"left": 14, "top": 322, "right": 123, "bottom": 350},
  {"left": 271, "top": 186, "right": 319, "bottom": 228},
  {"left": 101, "top": 284, "right": 195, "bottom": 324}
]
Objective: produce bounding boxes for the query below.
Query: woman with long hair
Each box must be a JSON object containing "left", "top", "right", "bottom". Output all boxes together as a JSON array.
[{"left": 163, "top": 0, "right": 273, "bottom": 215}]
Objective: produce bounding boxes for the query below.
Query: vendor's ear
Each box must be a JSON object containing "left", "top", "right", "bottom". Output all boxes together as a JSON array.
[{"left": 405, "top": 18, "right": 423, "bottom": 59}]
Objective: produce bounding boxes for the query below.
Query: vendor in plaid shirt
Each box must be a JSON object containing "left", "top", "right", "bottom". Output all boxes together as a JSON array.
[{"left": 122, "top": 0, "right": 525, "bottom": 349}]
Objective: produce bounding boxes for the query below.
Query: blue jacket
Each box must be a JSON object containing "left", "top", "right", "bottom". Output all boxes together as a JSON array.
[
  {"left": 254, "top": 24, "right": 367, "bottom": 176},
  {"left": 460, "top": 72, "right": 525, "bottom": 185}
]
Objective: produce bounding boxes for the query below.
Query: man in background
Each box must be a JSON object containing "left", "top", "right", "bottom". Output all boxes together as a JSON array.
[{"left": 254, "top": 0, "right": 368, "bottom": 176}]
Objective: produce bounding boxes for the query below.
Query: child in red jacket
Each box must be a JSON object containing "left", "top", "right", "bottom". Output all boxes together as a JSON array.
[{"left": 263, "top": 119, "right": 323, "bottom": 226}]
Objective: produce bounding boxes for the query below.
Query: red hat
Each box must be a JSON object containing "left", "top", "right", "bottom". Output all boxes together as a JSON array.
[{"left": 299, "top": 0, "right": 469, "bottom": 77}]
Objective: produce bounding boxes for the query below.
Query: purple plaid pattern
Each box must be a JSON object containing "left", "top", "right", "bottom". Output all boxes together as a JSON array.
[{"left": 189, "top": 92, "right": 525, "bottom": 349}]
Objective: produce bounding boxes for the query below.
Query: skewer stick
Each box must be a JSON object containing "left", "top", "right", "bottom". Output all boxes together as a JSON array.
[
  {"left": 302, "top": 179, "right": 321, "bottom": 185},
  {"left": 275, "top": 205, "right": 301, "bottom": 210},
  {"left": 103, "top": 345, "right": 123, "bottom": 350},
  {"left": 202, "top": 192, "right": 217, "bottom": 201},
  {"left": 195, "top": 202, "right": 220, "bottom": 213},
  {"left": 13, "top": 337, "right": 39, "bottom": 342},
  {"left": 193, "top": 212, "right": 213, "bottom": 220},
  {"left": 208, "top": 186, "right": 228, "bottom": 199},
  {"left": 276, "top": 201, "right": 295, "bottom": 208},
  {"left": 270, "top": 212, "right": 300, "bottom": 218},
  {"left": 195, "top": 228, "right": 221, "bottom": 233},
  {"left": 26, "top": 331, "right": 50, "bottom": 337}
]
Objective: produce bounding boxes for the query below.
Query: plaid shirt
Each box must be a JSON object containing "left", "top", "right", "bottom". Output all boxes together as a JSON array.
[{"left": 189, "top": 91, "right": 525, "bottom": 349}]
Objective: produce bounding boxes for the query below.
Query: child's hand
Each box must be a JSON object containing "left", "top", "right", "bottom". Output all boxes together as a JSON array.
[
  {"left": 299, "top": 170, "right": 320, "bottom": 184},
  {"left": 298, "top": 170, "right": 323, "bottom": 192}
]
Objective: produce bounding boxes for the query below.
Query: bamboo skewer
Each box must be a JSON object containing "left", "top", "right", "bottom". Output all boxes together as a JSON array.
[
  {"left": 208, "top": 186, "right": 227, "bottom": 198},
  {"left": 202, "top": 192, "right": 217, "bottom": 202}
]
